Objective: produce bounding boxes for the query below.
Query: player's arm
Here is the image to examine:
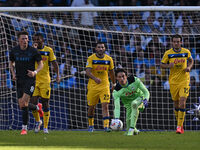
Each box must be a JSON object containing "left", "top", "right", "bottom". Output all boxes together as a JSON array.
[
  {"left": 27, "top": 60, "right": 43, "bottom": 77},
  {"left": 86, "top": 67, "right": 101, "bottom": 84},
  {"left": 9, "top": 61, "right": 16, "bottom": 80},
  {"left": 52, "top": 60, "right": 60, "bottom": 83},
  {"left": 185, "top": 57, "right": 194, "bottom": 72},
  {"left": 112, "top": 90, "right": 121, "bottom": 119},
  {"left": 160, "top": 63, "right": 174, "bottom": 69},
  {"left": 109, "top": 69, "right": 116, "bottom": 91},
  {"left": 160, "top": 51, "right": 174, "bottom": 69},
  {"left": 138, "top": 80, "right": 150, "bottom": 101}
]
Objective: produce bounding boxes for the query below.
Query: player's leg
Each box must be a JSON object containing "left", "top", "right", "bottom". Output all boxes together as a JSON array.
[
  {"left": 88, "top": 105, "right": 96, "bottom": 132},
  {"left": 124, "top": 105, "right": 131, "bottom": 135},
  {"left": 100, "top": 89, "right": 111, "bottom": 132},
  {"left": 127, "top": 98, "right": 142, "bottom": 136},
  {"left": 170, "top": 84, "right": 181, "bottom": 133},
  {"left": 19, "top": 93, "right": 30, "bottom": 135},
  {"left": 102, "top": 102, "right": 111, "bottom": 132},
  {"left": 18, "top": 81, "right": 35, "bottom": 135},
  {"left": 87, "top": 89, "right": 98, "bottom": 132},
  {"left": 30, "top": 96, "right": 43, "bottom": 133},
  {"left": 40, "top": 83, "right": 51, "bottom": 134},
  {"left": 41, "top": 98, "right": 50, "bottom": 133},
  {"left": 177, "top": 85, "right": 189, "bottom": 134}
]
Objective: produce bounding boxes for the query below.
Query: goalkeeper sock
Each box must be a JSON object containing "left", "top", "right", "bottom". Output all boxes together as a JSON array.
[
  {"left": 130, "top": 105, "right": 139, "bottom": 129},
  {"left": 174, "top": 108, "right": 179, "bottom": 121},
  {"left": 32, "top": 110, "right": 40, "bottom": 122},
  {"left": 103, "top": 116, "right": 110, "bottom": 128},
  {"left": 43, "top": 108, "right": 50, "bottom": 129},
  {"left": 178, "top": 109, "right": 186, "bottom": 127},
  {"left": 88, "top": 116, "right": 94, "bottom": 127}
]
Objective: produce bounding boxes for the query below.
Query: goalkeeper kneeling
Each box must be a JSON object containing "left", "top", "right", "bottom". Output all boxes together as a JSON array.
[{"left": 112, "top": 68, "right": 150, "bottom": 136}]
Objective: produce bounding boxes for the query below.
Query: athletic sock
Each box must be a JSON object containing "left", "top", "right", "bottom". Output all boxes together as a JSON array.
[
  {"left": 178, "top": 109, "right": 186, "bottom": 127},
  {"left": 43, "top": 108, "right": 50, "bottom": 129},
  {"left": 103, "top": 116, "right": 110, "bottom": 128},
  {"left": 88, "top": 116, "right": 94, "bottom": 127}
]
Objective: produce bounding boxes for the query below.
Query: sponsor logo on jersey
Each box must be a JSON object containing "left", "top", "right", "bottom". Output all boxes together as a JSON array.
[
  {"left": 174, "top": 58, "right": 185, "bottom": 64},
  {"left": 95, "top": 65, "right": 107, "bottom": 71}
]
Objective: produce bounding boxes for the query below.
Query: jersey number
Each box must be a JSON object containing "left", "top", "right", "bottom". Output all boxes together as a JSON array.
[
  {"left": 104, "top": 94, "right": 109, "bottom": 100},
  {"left": 184, "top": 88, "right": 189, "bottom": 94}
]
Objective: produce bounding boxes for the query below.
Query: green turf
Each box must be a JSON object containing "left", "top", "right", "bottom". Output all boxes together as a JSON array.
[{"left": 0, "top": 130, "right": 199, "bottom": 150}]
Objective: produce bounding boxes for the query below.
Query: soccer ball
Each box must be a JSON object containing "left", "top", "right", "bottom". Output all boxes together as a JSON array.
[{"left": 110, "top": 119, "right": 123, "bottom": 131}]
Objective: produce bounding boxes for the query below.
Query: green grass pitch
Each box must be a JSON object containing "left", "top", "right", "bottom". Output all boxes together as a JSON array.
[{"left": 0, "top": 130, "right": 200, "bottom": 150}]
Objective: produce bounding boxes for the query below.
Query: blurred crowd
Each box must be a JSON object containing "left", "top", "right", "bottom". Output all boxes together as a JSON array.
[
  {"left": 0, "top": 0, "right": 200, "bottom": 7},
  {"left": 0, "top": 0, "right": 200, "bottom": 92}
]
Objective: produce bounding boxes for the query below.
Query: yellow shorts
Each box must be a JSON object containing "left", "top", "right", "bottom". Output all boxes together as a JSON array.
[
  {"left": 33, "top": 82, "right": 51, "bottom": 99},
  {"left": 169, "top": 84, "right": 190, "bottom": 101},
  {"left": 87, "top": 87, "right": 110, "bottom": 106}
]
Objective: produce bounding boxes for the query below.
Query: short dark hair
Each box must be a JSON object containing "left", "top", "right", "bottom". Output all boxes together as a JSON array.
[
  {"left": 115, "top": 68, "right": 127, "bottom": 76},
  {"left": 96, "top": 41, "right": 106, "bottom": 47},
  {"left": 17, "top": 31, "right": 28, "bottom": 38},
  {"left": 33, "top": 33, "right": 44, "bottom": 40},
  {"left": 172, "top": 34, "right": 182, "bottom": 41}
]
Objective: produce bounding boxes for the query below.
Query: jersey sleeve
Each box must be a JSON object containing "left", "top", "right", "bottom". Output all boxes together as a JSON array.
[
  {"left": 161, "top": 51, "right": 168, "bottom": 64},
  {"left": 109, "top": 57, "right": 114, "bottom": 70},
  {"left": 112, "top": 90, "right": 121, "bottom": 119},
  {"left": 137, "top": 78, "right": 150, "bottom": 101},
  {"left": 86, "top": 57, "right": 92, "bottom": 68},
  {"left": 187, "top": 49, "right": 192, "bottom": 59},
  {"left": 49, "top": 48, "right": 56, "bottom": 62}
]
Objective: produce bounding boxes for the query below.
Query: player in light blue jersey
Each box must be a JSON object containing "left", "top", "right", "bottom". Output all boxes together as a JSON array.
[{"left": 112, "top": 68, "right": 150, "bottom": 135}]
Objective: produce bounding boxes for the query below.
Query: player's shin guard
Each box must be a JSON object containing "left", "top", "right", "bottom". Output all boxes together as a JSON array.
[
  {"left": 174, "top": 108, "right": 179, "bottom": 121},
  {"left": 32, "top": 110, "right": 40, "bottom": 122},
  {"left": 88, "top": 116, "right": 94, "bottom": 127},
  {"left": 43, "top": 108, "right": 50, "bottom": 129},
  {"left": 178, "top": 109, "right": 186, "bottom": 127},
  {"left": 22, "top": 107, "right": 29, "bottom": 126},
  {"left": 103, "top": 116, "right": 110, "bottom": 129}
]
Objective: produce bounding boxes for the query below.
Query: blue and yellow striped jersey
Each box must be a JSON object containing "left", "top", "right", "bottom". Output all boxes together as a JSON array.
[
  {"left": 161, "top": 47, "right": 192, "bottom": 85},
  {"left": 35, "top": 46, "right": 56, "bottom": 83},
  {"left": 86, "top": 53, "right": 114, "bottom": 89}
]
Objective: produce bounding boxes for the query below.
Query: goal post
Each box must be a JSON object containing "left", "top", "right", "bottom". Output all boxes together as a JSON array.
[{"left": 0, "top": 6, "right": 200, "bottom": 131}]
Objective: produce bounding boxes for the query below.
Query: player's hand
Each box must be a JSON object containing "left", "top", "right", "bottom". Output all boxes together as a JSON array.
[
  {"left": 142, "top": 99, "right": 148, "bottom": 108},
  {"left": 185, "top": 67, "right": 191, "bottom": 72},
  {"left": 33, "top": 43, "right": 38, "bottom": 49},
  {"left": 27, "top": 70, "right": 36, "bottom": 77},
  {"left": 168, "top": 63, "right": 174, "bottom": 68},
  {"left": 94, "top": 77, "right": 101, "bottom": 84},
  {"left": 111, "top": 83, "right": 116, "bottom": 92}
]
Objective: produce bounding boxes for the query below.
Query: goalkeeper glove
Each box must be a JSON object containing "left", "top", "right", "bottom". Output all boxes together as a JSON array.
[{"left": 142, "top": 99, "right": 148, "bottom": 108}]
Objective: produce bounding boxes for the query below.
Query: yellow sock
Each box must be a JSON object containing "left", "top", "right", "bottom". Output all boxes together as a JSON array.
[
  {"left": 103, "top": 117, "right": 109, "bottom": 128},
  {"left": 178, "top": 109, "right": 186, "bottom": 127},
  {"left": 32, "top": 110, "right": 40, "bottom": 122},
  {"left": 88, "top": 117, "right": 94, "bottom": 126},
  {"left": 174, "top": 109, "right": 179, "bottom": 121},
  {"left": 43, "top": 111, "right": 50, "bottom": 129}
]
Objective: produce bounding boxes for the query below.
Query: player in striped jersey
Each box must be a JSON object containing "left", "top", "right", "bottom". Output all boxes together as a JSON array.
[
  {"left": 31, "top": 33, "right": 60, "bottom": 134},
  {"left": 161, "top": 34, "right": 194, "bottom": 134},
  {"left": 86, "top": 41, "right": 115, "bottom": 132}
]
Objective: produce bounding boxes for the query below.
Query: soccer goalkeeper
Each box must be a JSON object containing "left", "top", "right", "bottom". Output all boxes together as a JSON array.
[{"left": 112, "top": 68, "right": 150, "bottom": 136}]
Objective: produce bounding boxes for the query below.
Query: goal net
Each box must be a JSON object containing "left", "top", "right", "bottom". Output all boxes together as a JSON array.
[{"left": 0, "top": 6, "right": 200, "bottom": 131}]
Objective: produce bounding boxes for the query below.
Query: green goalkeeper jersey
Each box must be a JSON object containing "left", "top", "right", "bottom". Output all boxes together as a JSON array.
[{"left": 112, "top": 75, "right": 150, "bottom": 119}]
